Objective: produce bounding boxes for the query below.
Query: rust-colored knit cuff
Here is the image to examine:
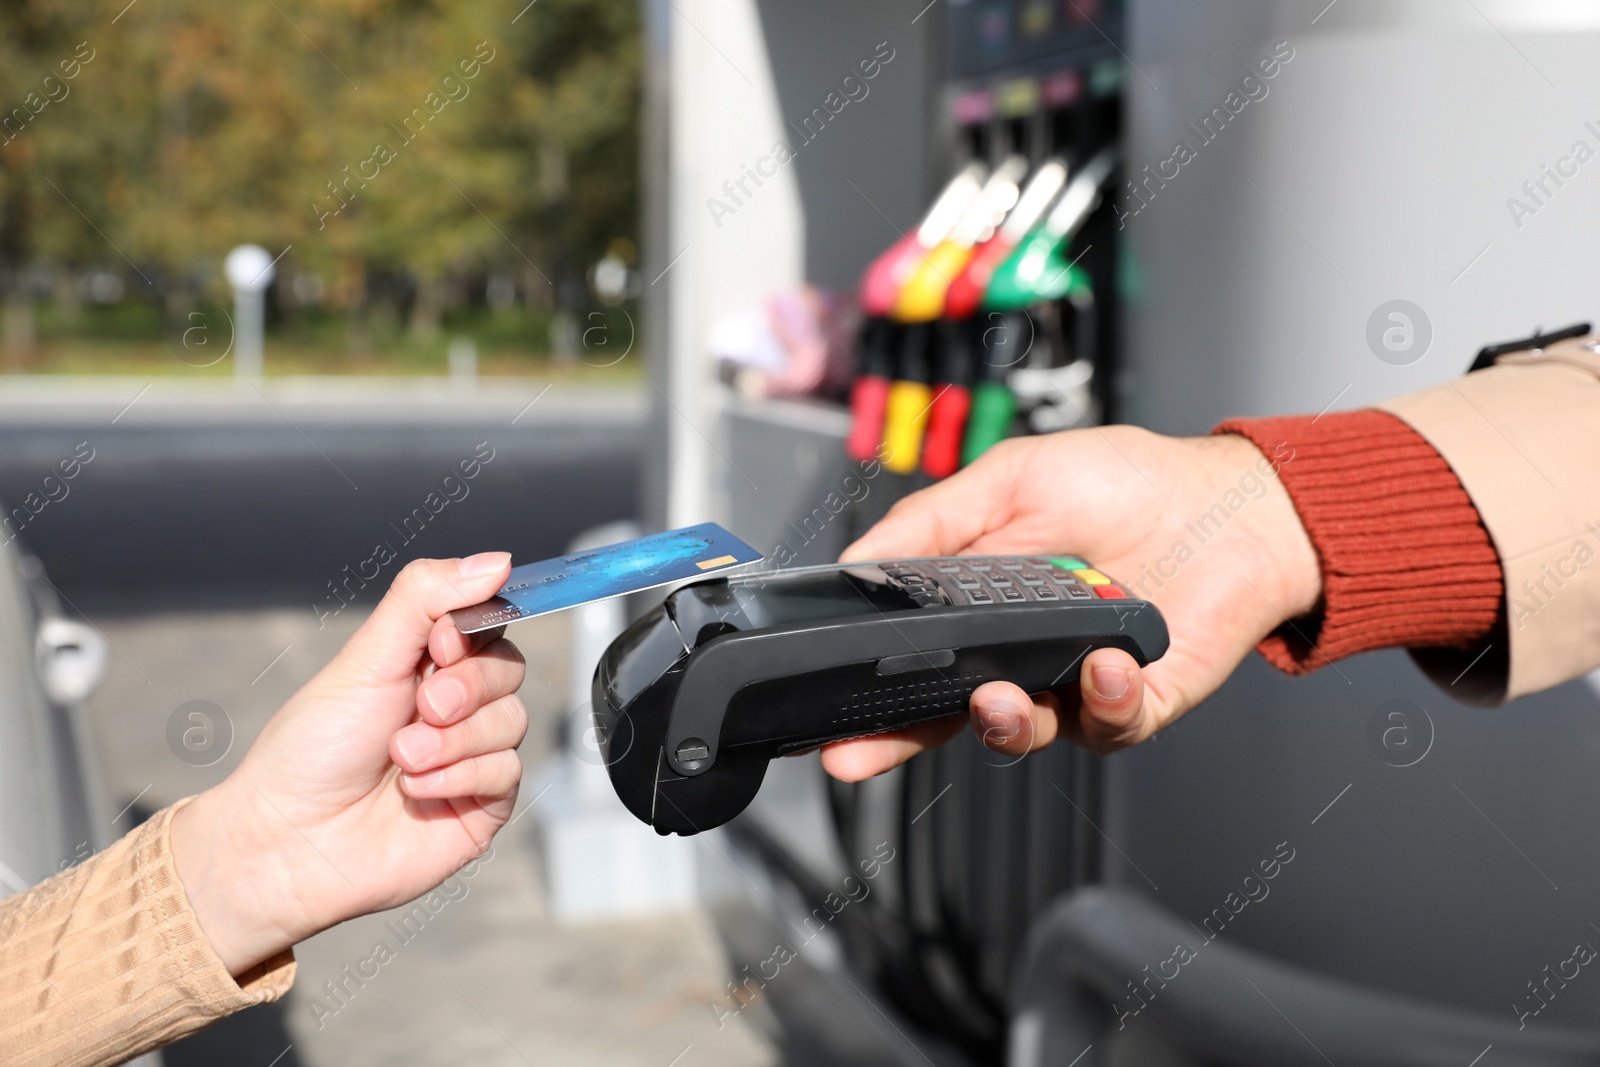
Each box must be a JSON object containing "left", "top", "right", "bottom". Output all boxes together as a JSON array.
[{"left": 1213, "top": 409, "right": 1503, "bottom": 675}]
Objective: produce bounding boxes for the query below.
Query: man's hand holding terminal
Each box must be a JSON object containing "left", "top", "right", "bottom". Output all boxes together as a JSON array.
[{"left": 823, "top": 428, "right": 1320, "bottom": 781}]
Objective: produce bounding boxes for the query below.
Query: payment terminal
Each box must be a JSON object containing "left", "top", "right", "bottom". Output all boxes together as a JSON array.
[{"left": 592, "top": 556, "right": 1168, "bottom": 835}]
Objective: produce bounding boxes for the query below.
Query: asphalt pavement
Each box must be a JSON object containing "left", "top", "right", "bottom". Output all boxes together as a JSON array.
[{"left": 0, "top": 376, "right": 646, "bottom": 613}]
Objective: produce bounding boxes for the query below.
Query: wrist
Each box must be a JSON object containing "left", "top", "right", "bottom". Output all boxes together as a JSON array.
[
  {"left": 1197, "top": 432, "right": 1322, "bottom": 620},
  {"left": 170, "top": 783, "right": 309, "bottom": 976},
  {"left": 1213, "top": 409, "right": 1503, "bottom": 676}
]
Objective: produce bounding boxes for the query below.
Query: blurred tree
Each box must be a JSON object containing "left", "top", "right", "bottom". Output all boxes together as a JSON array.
[
  {"left": 0, "top": 0, "right": 639, "bottom": 360},
  {"left": 0, "top": 0, "right": 99, "bottom": 361}
]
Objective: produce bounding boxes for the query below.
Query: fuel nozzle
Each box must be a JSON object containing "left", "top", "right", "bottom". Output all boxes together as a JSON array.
[
  {"left": 845, "top": 318, "right": 899, "bottom": 463},
  {"left": 921, "top": 318, "right": 976, "bottom": 480},
  {"left": 858, "top": 163, "right": 987, "bottom": 318},
  {"left": 944, "top": 158, "right": 1069, "bottom": 321},
  {"left": 894, "top": 155, "right": 1030, "bottom": 324},
  {"left": 881, "top": 323, "right": 936, "bottom": 475},
  {"left": 982, "top": 148, "right": 1115, "bottom": 312}
]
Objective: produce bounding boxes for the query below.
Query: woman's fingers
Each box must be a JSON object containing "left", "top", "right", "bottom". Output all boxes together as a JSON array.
[
  {"left": 392, "top": 694, "right": 529, "bottom": 775},
  {"left": 429, "top": 615, "right": 506, "bottom": 669},
  {"left": 415, "top": 637, "right": 525, "bottom": 727},
  {"left": 394, "top": 632, "right": 529, "bottom": 816},
  {"left": 342, "top": 554, "right": 512, "bottom": 682},
  {"left": 399, "top": 747, "right": 523, "bottom": 801}
]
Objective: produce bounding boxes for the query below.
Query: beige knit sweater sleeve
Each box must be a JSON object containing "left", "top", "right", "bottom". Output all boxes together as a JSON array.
[{"left": 0, "top": 799, "right": 296, "bottom": 1067}]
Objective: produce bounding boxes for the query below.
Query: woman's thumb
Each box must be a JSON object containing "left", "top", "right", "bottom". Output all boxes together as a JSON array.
[{"left": 339, "top": 554, "right": 512, "bottom": 679}]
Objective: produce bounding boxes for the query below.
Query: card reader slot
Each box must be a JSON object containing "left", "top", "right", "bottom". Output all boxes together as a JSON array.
[
  {"left": 665, "top": 579, "right": 754, "bottom": 650},
  {"left": 599, "top": 610, "right": 689, "bottom": 706}
]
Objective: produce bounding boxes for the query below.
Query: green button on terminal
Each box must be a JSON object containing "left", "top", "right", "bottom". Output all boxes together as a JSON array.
[{"left": 1049, "top": 556, "right": 1088, "bottom": 571}]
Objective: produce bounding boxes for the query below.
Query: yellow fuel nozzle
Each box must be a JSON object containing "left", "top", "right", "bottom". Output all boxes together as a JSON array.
[{"left": 892, "top": 156, "right": 1029, "bottom": 324}]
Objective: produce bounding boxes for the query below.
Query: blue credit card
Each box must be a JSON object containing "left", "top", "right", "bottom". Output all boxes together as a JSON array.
[{"left": 450, "top": 523, "right": 763, "bottom": 633}]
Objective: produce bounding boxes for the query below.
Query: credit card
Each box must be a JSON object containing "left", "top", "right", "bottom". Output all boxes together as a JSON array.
[{"left": 451, "top": 523, "right": 763, "bottom": 633}]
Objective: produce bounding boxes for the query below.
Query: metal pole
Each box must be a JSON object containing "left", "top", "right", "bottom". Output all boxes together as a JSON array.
[{"left": 224, "top": 244, "right": 275, "bottom": 384}]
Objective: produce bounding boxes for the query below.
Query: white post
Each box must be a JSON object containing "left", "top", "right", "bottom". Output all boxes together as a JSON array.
[
  {"left": 448, "top": 336, "right": 478, "bottom": 391},
  {"left": 224, "top": 245, "right": 276, "bottom": 384}
]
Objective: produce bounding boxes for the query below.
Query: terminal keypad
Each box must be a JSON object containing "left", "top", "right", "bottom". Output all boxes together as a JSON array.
[{"left": 880, "top": 557, "right": 1132, "bottom": 606}]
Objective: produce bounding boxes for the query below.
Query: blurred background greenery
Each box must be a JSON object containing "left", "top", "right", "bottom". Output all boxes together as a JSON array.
[{"left": 0, "top": 0, "right": 641, "bottom": 376}]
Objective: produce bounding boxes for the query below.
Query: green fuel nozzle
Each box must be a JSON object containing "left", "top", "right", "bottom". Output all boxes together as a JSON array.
[{"left": 981, "top": 148, "right": 1116, "bottom": 313}]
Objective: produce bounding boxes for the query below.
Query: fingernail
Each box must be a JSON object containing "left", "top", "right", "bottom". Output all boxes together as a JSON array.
[
  {"left": 1092, "top": 665, "right": 1132, "bottom": 701},
  {"left": 395, "top": 726, "right": 441, "bottom": 770},
  {"left": 460, "top": 551, "right": 511, "bottom": 579},
  {"left": 424, "top": 675, "right": 468, "bottom": 722},
  {"left": 976, "top": 699, "right": 1022, "bottom": 741}
]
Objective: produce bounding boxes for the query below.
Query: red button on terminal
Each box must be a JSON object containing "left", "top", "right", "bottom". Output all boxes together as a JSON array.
[{"left": 1094, "top": 586, "right": 1128, "bottom": 599}]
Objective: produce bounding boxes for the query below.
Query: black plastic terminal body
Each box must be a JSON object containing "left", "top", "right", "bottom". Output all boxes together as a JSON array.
[{"left": 591, "top": 559, "right": 1169, "bottom": 836}]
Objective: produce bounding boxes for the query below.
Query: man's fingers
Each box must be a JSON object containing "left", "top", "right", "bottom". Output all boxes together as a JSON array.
[
  {"left": 415, "top": 638, "right": 525, "bottom": 727},
  {"left": 968, "top": 680, "right": 1060, "bottom": 756},
  {"left": 392, "top": 694, "right": 529, "bottom": 774},
  {"left": 820, "top": 648, "right": 1153, "bottom": 779},
  {"left": 342, "top": 554, "right": 511, "bottom": 681},
  {"left": 819, "top": 715, "right": 966, "bottom": 782},
  {"left": 1072, "top": 646, "right": 1148, "bottom": 751},
  {"left": 839, "top": 444, "right": 1021, "bottom": 562}
]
